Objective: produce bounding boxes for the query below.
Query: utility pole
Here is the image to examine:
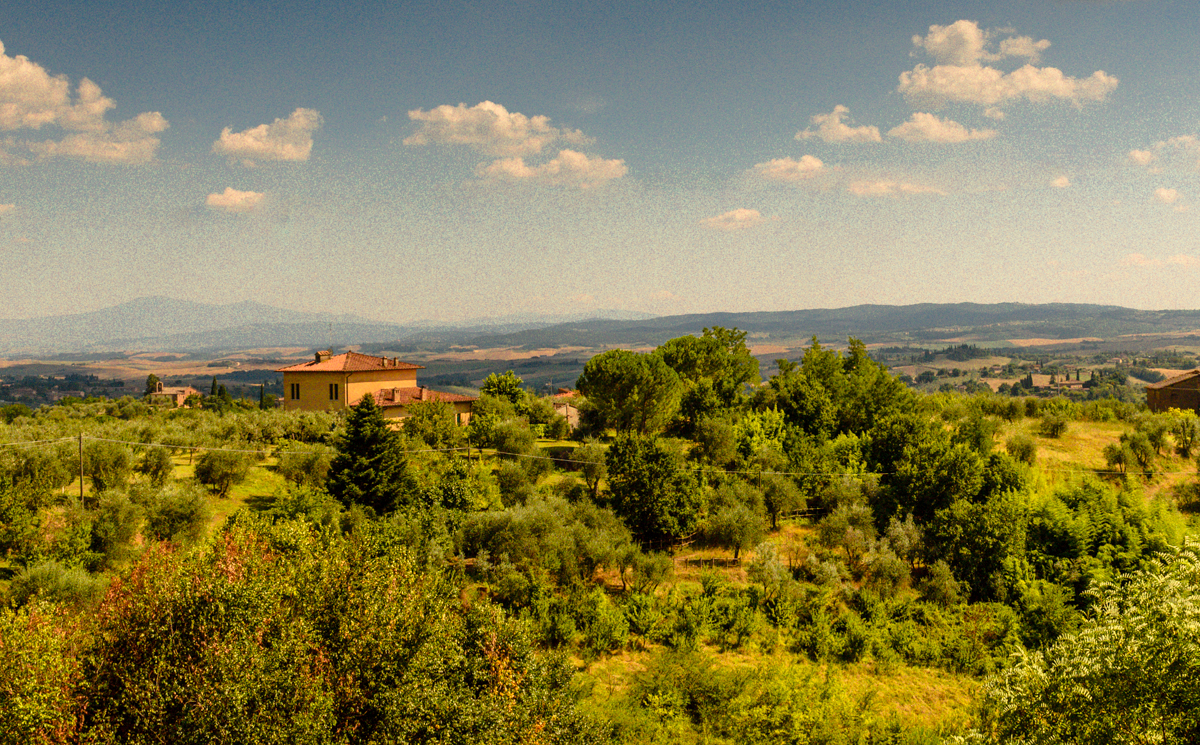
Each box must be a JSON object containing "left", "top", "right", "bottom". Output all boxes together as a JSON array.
[{"left": 78, "top": 432, "right": 84, "bottom": 501}]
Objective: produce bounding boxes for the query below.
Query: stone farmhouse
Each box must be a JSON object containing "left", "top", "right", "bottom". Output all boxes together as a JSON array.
[
  {"left": 1146, "top": 369, "right": 1200, "bottom": 413},
  {"left": 277, "top": 351, "right": 475, "bottom": 424},
  {"left": 149, "top": 381, "right": 203, "bottom": 408}
]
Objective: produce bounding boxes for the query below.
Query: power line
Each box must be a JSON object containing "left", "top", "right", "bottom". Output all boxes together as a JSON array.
[{"left": 0, "top": 433, "right": 1186, "bottom": 481}]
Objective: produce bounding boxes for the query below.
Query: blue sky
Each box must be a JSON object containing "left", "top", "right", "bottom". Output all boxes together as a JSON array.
[{"left": 1, "top": 0, "right": 1198, "bottom": 322}]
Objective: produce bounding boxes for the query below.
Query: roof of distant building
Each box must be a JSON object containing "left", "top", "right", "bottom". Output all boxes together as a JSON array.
[
  {"left": 1146, "top": 368, "right": 1200, "bottom": 390},
  {"left": 370, "top": 386, "right": 477, "bottom": 407},
  {"left": 276, "top": 351, "right": 425, "bottom": 373}
]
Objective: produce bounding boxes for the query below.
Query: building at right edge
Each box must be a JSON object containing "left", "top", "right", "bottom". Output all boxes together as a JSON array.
[{"left": 1146, "top": 369, "right": 1200, "bottom": 413}]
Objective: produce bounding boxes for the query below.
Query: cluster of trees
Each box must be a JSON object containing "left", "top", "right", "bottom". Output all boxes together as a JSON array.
[{"left": 2, "top": 328, "right": 1199, "bottom": 743}]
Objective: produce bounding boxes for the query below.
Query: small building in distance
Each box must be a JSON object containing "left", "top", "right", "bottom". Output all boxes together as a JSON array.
[
  {"left": 276, "top": 350, "right": 475, "bottom": 424},
  {"left": 550, "top": 388, "right": 580, "bottom": 429},
  {"left": 149, "top": 381, "right": 203, "bottom": 408},
  {"left": 1146, "top": 369, "right": 1200, "bottom": 413}
]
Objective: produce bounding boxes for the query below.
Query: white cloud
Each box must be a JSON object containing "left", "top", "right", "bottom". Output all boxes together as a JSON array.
[
  {"left": 212, "top": 108, "right": 322, "bottom": 166},
  {"left": 752, "top": 155, "right": 825, "bottom": 181},
  {"left": 405, "top": 100, "right": 589, "bottom": 156},
  {"left": 911, "top": 20, "right": 994, "bottom": 66},
  {"left": 1051, "top": 176, "right": 1071, "bottom": 188},
  {"left": 475, "top": 149, "right": 626, "bottom": 188},
  {"left": 1160, "top": 135, "right": 1200, "bottom": 151},
  {"left": 701, "top": 208, "right": 767, "bottom": 231},
  {"left": 1128, "top": 149, "right": 1155, "bottom": 166},
  {"left": 898, "top": 21, "right": 1117, "bottom": 111},
  {"left": 0, "top": 41, "right": 168, "bottom": 164},
  {"left": 910, "top": 20, "right": 1052, "bottom": 67},
  {"left": 26, "top": 111, "right": 168, "bottom": 164},
  {"left": 847, "top": 180, "right": 947, "bottom": 197},
  {"left": 1154, "top": 187, "right": 1179, "bottom": 204},
  {"left": 1128, "top": 135, "right": 1200, "bottom": 172},
  {"left": 899, "top": 63, "right": 1118, "bottom": 109},
  {"left": 997, "top": 35, "right": 1052, "bottom": 63},
  {"left": 205, "top": 187, "right": 265, "bottom": 213},
  {"left": 796, "top": 105, "right": 881, "bottom": 144},
  {"left": 887, "top": 112, "right": 997, "bottom": 143}
]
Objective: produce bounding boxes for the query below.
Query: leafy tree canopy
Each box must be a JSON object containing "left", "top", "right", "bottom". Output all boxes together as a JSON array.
[{"left": 577, "top": 350, "right": 681, "bottom": 435}]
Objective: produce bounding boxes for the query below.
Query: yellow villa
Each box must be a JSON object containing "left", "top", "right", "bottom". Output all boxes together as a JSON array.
[{"left": 277, "top": 350, "right": 475, "bottom": 424}]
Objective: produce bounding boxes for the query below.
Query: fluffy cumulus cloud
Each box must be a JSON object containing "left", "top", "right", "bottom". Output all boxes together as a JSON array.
[
  {"left": 1154, "top": 187, "right": 1179, "bottom": 204},
  {"left": 405, "top": 101, "right": 589, "bottom": 156},
  {"left": 847, "top": 180, "right": 947, "bottom": 197},
  {"left": 1051, "top": 176, "right": 1071, "bottom": 188},
  {"left": 898, "top": 21, "right": 1118, "bottom": 111},
  {"left": 407, "top": 101, "right": 622, "bottom": 188},
  {"left": 0, "top": 42, "right": 168, "bottom": 164},
  {"left": 887, "top": 112, "right": 996, "bottom": 143},
  {"left": 752, "top": 155, "right": 825, "bottom": 181},
  {"left": 700, "top": 208, "right": 767, "bottom": 231},
  {"left": 796, "top": 105, "right": 881, "bottom": 144},
  {"left": 1127, "top": 149, "right": 1155, "bottom": 166},
  {"left": 205, "top": 187, "right": 265, "bottom": 213},
  {"left": 475, "top": 149, "right": 626, "bottom": 188},
  {"left": 1129, "top": 135, "right": 1200, "bottom": 171},
  {"left": 212, "top": 108, "right": 322, "bottom": 166}
]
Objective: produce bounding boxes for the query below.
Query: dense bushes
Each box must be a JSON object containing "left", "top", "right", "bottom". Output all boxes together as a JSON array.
[{"left": 0, "top": 521, "right": 605, "bottom": 745}]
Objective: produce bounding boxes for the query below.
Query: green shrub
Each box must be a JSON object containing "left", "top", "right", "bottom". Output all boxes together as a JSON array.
[
  {"left": 194, "top": 449, "right": 250, "bottom": 498},
  {"left": 575, "top": 587, "right": 629, "bottom": 653},
  {"left": 1038, "top": 414, "right": 1068, "bottom": 439},
  {"left": 622, "top": 592, "right": 669, "bottom": 643},
  {"left": 83, "top": 440, "right": 133, "bottom": 494},
  {"left": 1005, "top": 432, "right": 1037, "bottom": 465},
  {"left": 89, "top": 492, "right": 142, "bottom": 568},
  {"left": 145, "top": 484, "right": 211, "bottom": 543},
  {"left": 919, "top": 560, "right": 961, "bottom": 607},
  {"left": 7, "top": 561, "right": 107, "bottom": 607},
  {"left": 136, "top": 447, "right": 174, "bottom": 487},
  {"left": 275, "top": 443, "right": 333, "bottom": 488}
]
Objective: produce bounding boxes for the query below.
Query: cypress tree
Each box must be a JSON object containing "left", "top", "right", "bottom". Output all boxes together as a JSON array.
[
  {"left": 210, "top": 376, "right": 218, "bottom": 397},
  {"left": 327, "top": 393, "right": 414, "bottom": 514}
]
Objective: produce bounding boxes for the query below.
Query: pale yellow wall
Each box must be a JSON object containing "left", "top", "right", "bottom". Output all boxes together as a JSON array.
[
  {"left": 282, "top": 371, "right": 348, "bottom": 412},
  {"left": 282, "top": 368, "right": 420, "bottom": 412}
]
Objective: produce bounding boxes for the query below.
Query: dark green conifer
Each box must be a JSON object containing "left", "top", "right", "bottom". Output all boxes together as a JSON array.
[{"left": 326, "top": 393, "right": 414, "bottom": 513}]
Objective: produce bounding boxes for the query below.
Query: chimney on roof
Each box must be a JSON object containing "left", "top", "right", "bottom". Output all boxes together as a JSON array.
[
  {"left": 419, "top": 386, "right": 427, "bottom": 401},
  {"left": 315, "top": 350, "right": 332, "bottom": 363}
]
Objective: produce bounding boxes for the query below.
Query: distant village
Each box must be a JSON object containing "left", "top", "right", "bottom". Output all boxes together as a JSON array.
[{"left": 4, "top": 343, "right": 1200, "bottom": 416}]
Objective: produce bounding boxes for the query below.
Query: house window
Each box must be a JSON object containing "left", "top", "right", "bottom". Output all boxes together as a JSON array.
[
  {"left": 290, "top": 383, "right": 300, "bottom": 400},
  {"left": 329, "top": 383, "right": 339, "bottom": 401}
]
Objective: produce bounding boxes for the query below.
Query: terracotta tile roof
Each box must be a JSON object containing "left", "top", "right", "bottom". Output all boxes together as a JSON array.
[
  {"left": 277, "top": 351, "right": 425, "bottom": 373},
  {"left": 370, "top": 386, "right": 477, "bottom": 407},
  {"left": 1146, "top": 368, "right": 1200, "bottom": 390}
]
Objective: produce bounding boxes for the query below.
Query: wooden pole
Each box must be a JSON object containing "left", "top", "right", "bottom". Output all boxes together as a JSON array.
[{"left": 78, "top": 432, "right": 84, "bottom": 501}]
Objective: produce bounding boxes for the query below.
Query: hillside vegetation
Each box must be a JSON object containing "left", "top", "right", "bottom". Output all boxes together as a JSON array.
[{"left": 3, "top": 330, "right": 1200, "bottom": 744}]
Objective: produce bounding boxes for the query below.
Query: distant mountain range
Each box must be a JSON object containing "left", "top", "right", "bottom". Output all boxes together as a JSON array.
[
  {"left": 421, "top": 303, "right": 1200, "bottom": 352},
  {"left": 3, "top": 298, "right": 1200, "bottom": 357},
  {"left": 0, "top": 297, "right": 656, "bottom": 356}
]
